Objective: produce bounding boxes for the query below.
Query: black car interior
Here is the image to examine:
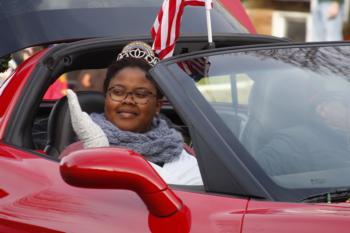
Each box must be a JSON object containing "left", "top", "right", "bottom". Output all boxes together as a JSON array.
[
  {"left": 44, "top": 91, "right": 105, "bottom": 157},
  {"left": 41, "top": 90, "right": 191, "bottom": 157},
  {"left": 28, "top": 35, "right": 287, "bottom": 158}
]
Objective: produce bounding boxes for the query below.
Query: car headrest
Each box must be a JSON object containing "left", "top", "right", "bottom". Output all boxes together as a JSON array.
[{"left": 44, "top": 91, "right": 105, "bottom": 157}]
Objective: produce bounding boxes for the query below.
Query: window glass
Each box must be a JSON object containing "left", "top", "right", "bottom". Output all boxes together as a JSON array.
[
  {"left": 196, "top": 73, "right": 254, "bottom": 104},
  {"left": 171, "top": 46, "right": 350, "bottom": 190},
  {"left": 236, "top": 73, "right": 254, "bottom": 105}
]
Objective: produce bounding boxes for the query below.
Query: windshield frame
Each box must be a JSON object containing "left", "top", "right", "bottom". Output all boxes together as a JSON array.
[{"left": 156, "top": 41, "right": 350, "bottom": 202}]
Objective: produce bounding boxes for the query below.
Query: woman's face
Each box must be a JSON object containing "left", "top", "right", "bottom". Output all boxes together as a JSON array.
[{"left": 105, "top": 67, "right": 162, "bottom": 133}]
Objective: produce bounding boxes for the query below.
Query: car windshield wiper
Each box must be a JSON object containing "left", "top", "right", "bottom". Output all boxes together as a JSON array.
[{"left": 303, "top": 188, "right": 350, "bottom": 203}]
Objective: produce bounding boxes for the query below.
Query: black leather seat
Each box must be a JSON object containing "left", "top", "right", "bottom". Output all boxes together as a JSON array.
[{"left": 44, "top": 91, "right": 105, "bottom": 157}]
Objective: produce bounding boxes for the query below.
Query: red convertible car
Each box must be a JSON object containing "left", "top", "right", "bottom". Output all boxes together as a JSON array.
[{"left": 1, "top": 1, "right": 350, "bottom": 233}]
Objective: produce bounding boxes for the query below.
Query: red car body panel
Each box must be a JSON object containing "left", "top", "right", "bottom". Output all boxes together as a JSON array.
[
  {"left": 0, "top": 49, "right": 47, "bottom": 139},
  {"left": 3, "top": 134, "right": 350, "bottom": 232},
  {"left": 0, "top": 143, "right": 248, "bottom": 233},
  {"left": 244, "top": 200, "right": 350, "bottom": 233}
]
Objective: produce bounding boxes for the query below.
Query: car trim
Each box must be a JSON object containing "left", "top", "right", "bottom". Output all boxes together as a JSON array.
[{"left": 155, "top": 40, "right": 350, "bottom": 202}]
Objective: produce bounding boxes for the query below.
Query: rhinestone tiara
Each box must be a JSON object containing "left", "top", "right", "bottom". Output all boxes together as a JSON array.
[{"left": 116, "top": 41, "right": 160, "bottom": 66}]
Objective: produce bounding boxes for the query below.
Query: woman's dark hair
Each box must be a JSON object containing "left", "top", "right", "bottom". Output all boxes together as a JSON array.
[{"left": 103, "top": 57, "right": 163, "bottom": 99}]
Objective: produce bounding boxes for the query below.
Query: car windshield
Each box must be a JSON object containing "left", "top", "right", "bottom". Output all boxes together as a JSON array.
[{"left": 170, "top": 45, "right": 350, "bottom": 190}]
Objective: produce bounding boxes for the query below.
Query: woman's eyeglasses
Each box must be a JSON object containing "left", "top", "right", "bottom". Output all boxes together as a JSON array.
[{"left": 107, "top": 86, "right": 156, "bottom": 105}]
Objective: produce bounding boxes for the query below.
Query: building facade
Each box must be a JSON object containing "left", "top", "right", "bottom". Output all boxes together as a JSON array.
[{"left": 243, "top": 0, "right": 350, "bottom": 41}]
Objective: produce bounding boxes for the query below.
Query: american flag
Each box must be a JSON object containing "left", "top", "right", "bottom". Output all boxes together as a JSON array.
[
  {"left": 178, "top": 56, "right": 210, "bottom": 81},
  {"left": 151, "top": 0, "right": 207, "bottom": 59}
]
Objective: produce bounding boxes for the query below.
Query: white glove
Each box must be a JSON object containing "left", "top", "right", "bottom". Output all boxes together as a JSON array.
[{"left": 66, "top": 89, "right": 109, "bottom": 148}]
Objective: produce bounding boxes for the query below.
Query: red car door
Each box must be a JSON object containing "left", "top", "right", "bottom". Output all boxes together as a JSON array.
[{"left": 0, "top": 143, "right": 248, "bottom": 233}]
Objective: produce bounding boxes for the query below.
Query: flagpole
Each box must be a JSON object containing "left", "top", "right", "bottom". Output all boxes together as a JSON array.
[{"left": 205, "top": 0, "right": 215, "bottom": 48}]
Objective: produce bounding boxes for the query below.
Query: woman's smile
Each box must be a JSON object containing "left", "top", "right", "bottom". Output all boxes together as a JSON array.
[{"left": 116, "top": 108, "right": 139, "bottom": 118}]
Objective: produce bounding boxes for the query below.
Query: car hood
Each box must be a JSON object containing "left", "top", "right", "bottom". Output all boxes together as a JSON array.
[
  {"left": 244, "top": 200, "right": 350, "bottom": 232},
  {"left": 249, "top": 201, "right": 350, "bottom": 215},
  {"left": 0, "top": 0, "right": 249, "bottom": 57}
]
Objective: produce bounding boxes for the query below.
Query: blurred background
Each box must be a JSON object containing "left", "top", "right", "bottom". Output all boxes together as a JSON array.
[
  {"left": 243, "top": 0, "right": 350, "bottom": 42},
  {"left": 2, "top": 0, "right": 349, "bottom": 96}
]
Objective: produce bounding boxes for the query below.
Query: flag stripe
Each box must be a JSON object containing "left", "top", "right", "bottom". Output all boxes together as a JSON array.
[
  {"left": 151, "top": 0, "right": 206, "bottom": 59},
  {"left": 169, "top": 0, "right": 182, "bottom": 46},
  {"left": 161, "top": 0, "right": 170, "bottom": 50},
  {"left": 178, "top": 56, "right": 210, "bottom": 80}
]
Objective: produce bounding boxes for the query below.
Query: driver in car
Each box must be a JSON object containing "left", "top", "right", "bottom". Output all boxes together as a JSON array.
[
  {"left": 63, "top": 41, "right": 203, "bottom": 186},
  {"left": 255, "top": 89, "right": 350, "bottom": 176}
]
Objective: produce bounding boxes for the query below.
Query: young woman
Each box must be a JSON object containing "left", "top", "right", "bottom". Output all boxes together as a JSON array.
[{"left": 66, "top": 41, "right": 203, "bottom": 185}]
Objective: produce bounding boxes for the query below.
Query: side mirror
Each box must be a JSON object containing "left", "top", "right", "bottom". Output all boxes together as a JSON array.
[{"left": 60, "top": 147, "right": 183, "bottom": 217}]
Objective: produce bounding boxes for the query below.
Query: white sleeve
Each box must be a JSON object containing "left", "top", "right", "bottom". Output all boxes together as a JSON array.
[{"left": 149, "top": 150, "right": 203, "bottom": 186}]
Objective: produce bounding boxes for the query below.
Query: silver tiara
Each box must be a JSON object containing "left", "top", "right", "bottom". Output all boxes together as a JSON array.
[{"left": 117, "top": 41, "right": 160, "bottom": 66}]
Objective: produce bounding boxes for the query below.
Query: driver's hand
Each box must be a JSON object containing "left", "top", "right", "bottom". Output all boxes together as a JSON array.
[{"left": 66, "top": 89, "right": 109, "bottom": 148}]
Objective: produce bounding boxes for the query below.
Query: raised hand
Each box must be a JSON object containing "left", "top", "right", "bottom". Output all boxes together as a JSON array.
[{"left": 66, "top": 89, "right": 109, "bottom": 148}]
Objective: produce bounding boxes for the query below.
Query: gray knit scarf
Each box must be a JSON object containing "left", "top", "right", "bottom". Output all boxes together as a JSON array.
[{"left": 90, "top": 113, "right": 183, "bottom": 164}]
